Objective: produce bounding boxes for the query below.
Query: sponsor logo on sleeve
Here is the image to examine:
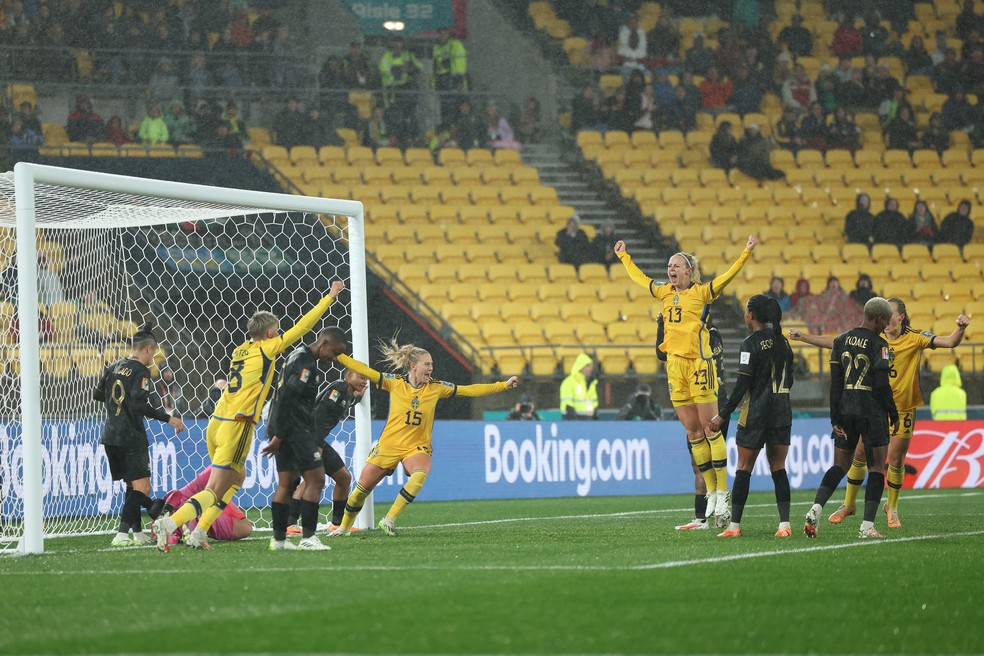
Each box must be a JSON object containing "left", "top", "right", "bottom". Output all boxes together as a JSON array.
[{"left": 739, "top": 351, "right": 750, "bottom": 365}]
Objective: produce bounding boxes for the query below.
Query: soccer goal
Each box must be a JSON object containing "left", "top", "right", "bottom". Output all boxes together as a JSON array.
[{"left": 0, "top": 163, "right": 372, "bottom": 554}]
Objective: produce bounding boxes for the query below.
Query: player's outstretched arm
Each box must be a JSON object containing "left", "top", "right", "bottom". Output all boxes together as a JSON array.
[
  {"left": 456, "top": 376, "right": 520, "bottom": 397},
  {"left": 709, "top": 234, "right": 758, "bottom": 296},
  {"left": 934, "top": 314, "right": 970, "bottom": 348},
  {"left": 788, "top": 329, "right": 835, "bottom": 349},
  {"left": 613, "top": 240, "right": 655, "bottom": 291},
  {"left": 336, "top": 353, "right": 382, "bottom": 385},
  {"left": 168, "top": 416, "right": 186, "bottom": 434},
  {"left": 281, "top": 280, "right": 346, "bottom": 350}
]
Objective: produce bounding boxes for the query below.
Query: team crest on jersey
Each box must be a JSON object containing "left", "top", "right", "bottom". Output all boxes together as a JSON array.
[
  {"left": 328, "top": 389, "right": 340, "bottom": 402},
  {"left": 411, "top": 397, "right": 420, "bottom": 410},
  {"left": 673, "top": 295, "right": 680, "bottom": 305},
  {"left": 300, "top": 369, "right": 311, "bottom": 383}
]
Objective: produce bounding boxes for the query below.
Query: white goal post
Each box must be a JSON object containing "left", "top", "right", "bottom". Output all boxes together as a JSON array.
[{"left": 2, "top": 162, "right": 372, "bottom": 554}]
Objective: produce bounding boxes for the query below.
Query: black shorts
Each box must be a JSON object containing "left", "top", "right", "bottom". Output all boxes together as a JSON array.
[
  {"left": 321, "top": 442, "right": 346, "bottom": 476},
  {"left": 736, "top": 425, "right": 791, "bottom": 450},
  {"left": 834, "top": 415, "right": 890, "bottom": 451},
  {"left": 104, "top": 444, "right": 150, "bottom": 482},
  {"left": 275, "top": 430, "right": 322, "bottom": 474}
]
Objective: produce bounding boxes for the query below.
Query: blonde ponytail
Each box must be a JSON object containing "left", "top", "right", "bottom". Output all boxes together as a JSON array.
[
  {"left": 378, "top": 337, "right": 428, "bottom": 373},
  {"left": 673, "top": 251, "right": 702, "bottom": 283}
]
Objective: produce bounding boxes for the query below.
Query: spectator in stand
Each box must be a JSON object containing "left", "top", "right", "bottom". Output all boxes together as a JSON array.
[
  {"left": 138, "top": 104, "right": 169, "bottom": 147},
  {"left": 17, "top": 102, "right": 42, "bottom": 136},
  {"left": 592, "top": 221, "right": 619, "bottom": 269},
  {"left": 732, "top": 64, "right": 763, "bottom": 115},
  {"left": 885, "top": 106, "right": 920, "bottom": 151},
  {"left": 303, "top": 107, "right": 341, "bottom": 149},
  {"left": 789, "top": 278, "right": 813, "bottom": 315},
  {"left": 922, "top": 112, "right": 950, "bottom": 154},
  {"left": 555, "top": 215, "right": 593, "bottom": 270},
  {"left": 685, "top": 33, "right": 715, "bottom": 76},
  {"left": 837, "top": 68, "right": 868, "bottom": 111},
  {"left": 633, "top": 82, "right": 657, "bottom": 131},
  {"left": 617, "top": 13, "right": 647, "bottom": 75},
  {"left": 343, "top": 40, "right": 375, "bottom": 90},
  {"left": 710, "top": 121, "right": 739, "bottom": 171},
  {"left": 379, "top": 34, "right": 423, "bottom": 146},
  {"left": 700, "top": 66, "right": 734, "bottom": 112},
  {"left": 38, "top": 22, "right": 77, "bottom": 83},
  {"left": 714, "top": 28, "right": 745, "bottom": 77},
  {"left": 66, "top": 94, "right": 105, "bottom": 144},
  {"left": 619, "top": 69, "right": 647, "bottom": 130},
  {"left": 104, "top": 115, "right": 130, "bottom": 146},
  {"left": 455, "top": 98, "right": 486, "bottom": 149},
  {"left": 940, "top": 200, "right": 975, "bottom": 248},
  {"left": 907, "top": 201, "right": 939, "bottom": 245},
  {"left": 931, "top": 31, "right": 950, "bottom": 66},
  {"left": 778, "top": 14, "right": 813, "bottom": 57},
  {"left": 879, "top": 87, "right": 915, "bottom": 129},
  {"left": 516, "top": 96, "right": 544, "bottom": 144},
  {"left": 845, "top": 193, "right": 876, "bottom": 245},
  {"left": 832, "top": 17, "right": 864, "bottom": 57},
  {"left": 807, "top": 276, "right": 862, "bottom": 335},
  {"left": 271, "top": 25, "right": 298, "bottom": 88},
  {"left": 8, "top": 117, "right": 43, "bottom": 162},
  {"left": 827, "top": 106, "right": 862, "bottom": 152},
  {"left": 272, "top": 97, "right": 305, "bottom": 150},
  {"left": 148, "top": 58, "right": 181, "bottom": 105},
  {"left": 222, "top": 102, "right": 246, "bottom": 144},
  {"left": 933, "top": 48, "right": 962, "bottom": 96},
  {"left": 185, "top": 53, "right": 214, "bottom": 101},
  {"left": 832, "top": 56, "right": 855, "bottom": 84},
  {"left": 861, "top": 13, "right": 890, "bottom": 57},
  {"left": 647, "top": 14, "right": 681, "bottom": 63},
  {"left": 799, "top": 101, "right": 828, "bottom": 150},
  {"left": 781, "top": 64, "right": 817, "bottom": 113},
  {"left": 319, "top": 55, "right": 347, "bottom": 94},
  {"left": 869, "top": 63, "right": 903, "bottom": 106},
  {"left": 602, "top": 87, "right": 629, "bottom": 132},
  {"left": 961, "top": 46, "right": 984, "bottom": 94},
  {"left": 816, "top": 68, "right": 839, "bottom": 115},
  {"left": 766, "top": 276, "right": 792, "bottom": 312},
  {"left": 660, "top": 85, "right": 695, "bottom": 133},
  {"left": 571, "top": 85, "right": 604, "bottom": 133},
  {"left": 849, "top": 274, "right": 876, "bottom": 308},
  {"left": 651, "top": 67, "right": 676, "bottom": 109},
  {"left": 163, "top": 99, "right": 194, "bottom": 146},
  {"left": 205, "top": 122, "right": 242, "bottom": 154},
  {"left": 364, "top": 106, "right": 393, "bottom": 149},
  {"left": 963, "top": 31, "right": 984, "bottom": 61},
  {"left": 432, "top": 26, "right": 468, "bottom": 123},
  {"left": 737, "top": 124, "right": 785, "bottom": 180},
  {"left": 942, "top": 88, "right": 977, "bottom": 132},
  {"left": 904, "top": 35, "right": 935, "bottom": 76},
  {"left": 562, "top": 0, "right": 608, "bottom": 39},
  {"left": 956, "top": 0, "right": 984, "bottom": 41},
  {"left": 874, "top": 197, "right": 909, "bottom": 246},
  {"left": 582, "top": 29, "right": 617, "bottom": 73},
  {"left": 773, "top": 106, "right": 803, "bottom": 153},
  {"left": 193, "top": 101, "right": 221, "bottom": 147}
]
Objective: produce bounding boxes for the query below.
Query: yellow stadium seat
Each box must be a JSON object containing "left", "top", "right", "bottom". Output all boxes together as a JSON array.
[
  {"left": 631, "top": 131, "right": 657, "bottom": 148},
  {"left": 932, "top": 243, "right": 962, "bottom": 263},
  {"left": 604, "top": 130, "right": 630, "bottom": 148},
  {"left": 796, "top": 149, "right": 824, "bottom": 168},
  {"left": 438, "top": 148, "right": 466, "bottom": 166}
]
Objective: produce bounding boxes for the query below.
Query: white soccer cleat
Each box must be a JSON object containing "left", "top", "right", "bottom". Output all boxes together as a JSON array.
[
  {"left": 269, "top": 538, "right": 299, "bottom": 551},
  {"left": 675, "top": 518, "right": 709, "bottom": 531},
  {"left": 186, "top": 526, "right": 212, "bottom": 550},
  {"left": 704, "top": 492, "right": 718, "bottom": 519},
  {"left": 110, "top": 534, "right": 134, "bottom": 547},
  {"left": 297, "top": 536, "right": 332, "bottom": 551},
  {"left": 804, "top": 504, "right": 821, "bottom": 538},
  {"left": 327, "top": 526, "right": 351, "bottom": 537},
  {"left": 859, "top": 525, "right": 884, "bottom": 539},
  {"left": 152, "top": 515, "right": 177, "bottom": 552},
  {"left": 130, "top": 531, "right": 153, "bottom": 545},
  {"left": 714, "top": 491, "right": 732, "bottom": 528},
  {"left": 378, "top": 517, "right": 397, "bottom": 536}
]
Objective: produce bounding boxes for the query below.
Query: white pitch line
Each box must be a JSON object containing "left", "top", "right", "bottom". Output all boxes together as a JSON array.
[{"left": 3, "top": 530, "right": 982, "bottom": 577}]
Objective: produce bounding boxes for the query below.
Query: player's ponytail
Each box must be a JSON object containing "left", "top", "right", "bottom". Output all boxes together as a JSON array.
[
  {"left": 887, "top": 297, "right": 910, "bottom": 333},
  {"left": 748, "top": 294, "right": 791, "bottom": 371},
  {"left": 673, "top": 251, "right": 702, "bottom": 283},
  {"left": 132, "top": 323, "right": 158, "bottom": 350},
  {"left": 378, "top": 336, "right": 428, "bottom": 373}
]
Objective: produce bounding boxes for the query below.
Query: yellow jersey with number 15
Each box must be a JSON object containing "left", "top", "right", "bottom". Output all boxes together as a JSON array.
[
  {"left": 886, "top": 328, "right": 935, "bottom": 412},
  {"left": 213, "top": 295, "right": 337, "bottom": 423}
]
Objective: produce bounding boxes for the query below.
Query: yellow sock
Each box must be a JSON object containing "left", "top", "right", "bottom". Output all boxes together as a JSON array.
[
  {"left": 386, "top": 470, "right": 428, "bottom": 521},
  {"left": 886, "top": 465, "right": 905, "bottom": 509},
  {"left": 340, "top": 484, "right": 369, "bottom": 530},
  {"left": 843, "top": 459, "right": 867, "bottom": 508},
  {"left": 198, "top": 484, "right": 239, "bottom": 533},
  {"left": 689, "top": 436, "right": 716, "bottom": 493},
  {"left": 707, "top": 431, "right": 728, "bottom": 492},
  {"left": 169, "top": 490, "right": 216, "bottom": 527}
]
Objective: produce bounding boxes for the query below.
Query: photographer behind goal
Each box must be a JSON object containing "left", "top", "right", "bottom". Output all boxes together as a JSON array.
[
  {"left": 617, "top": 383, "right": 662, "bottom": 420},
  {"left": 507, "top": 393, "right": 541, "bottom": 420}
]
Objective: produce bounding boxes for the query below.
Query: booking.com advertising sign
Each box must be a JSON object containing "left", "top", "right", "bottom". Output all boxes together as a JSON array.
[{"left": 2, "top": 420, "right": 983, "bottom": 518}]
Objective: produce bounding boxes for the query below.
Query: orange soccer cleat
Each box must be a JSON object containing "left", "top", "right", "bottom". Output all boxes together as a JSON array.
[{"left": 828, "top": 505, "right": 856, "bottom": 524}]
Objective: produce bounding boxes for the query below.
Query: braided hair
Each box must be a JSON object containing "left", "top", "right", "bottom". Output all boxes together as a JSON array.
[{"left": 747, "top": 294, "right": 791, "bottom": 371}]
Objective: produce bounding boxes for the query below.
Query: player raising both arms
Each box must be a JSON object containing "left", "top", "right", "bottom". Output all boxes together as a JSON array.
[
  {"left": 95, "top": 323, "right": 185, "bottom": 547},
  {"left": 261, "top": 327, "right": 350, "bottom": 551},
  {"left": 328, "top": 338, "right": 519, "bottom": 536},
  {"left": 709, "top": 295, "right": 794, "bottom": 538},
  {"left": 791, "top": 298, "right": 969, "bottom": 528},
  {"left": 615, "top": 235, "right": 758, "bottom": 525},
  {"left": 805, "top": 297, "right": 898, "bottom": 539},
  {"left": 154, "top": 281, "right": 346, "bottom": 551}
]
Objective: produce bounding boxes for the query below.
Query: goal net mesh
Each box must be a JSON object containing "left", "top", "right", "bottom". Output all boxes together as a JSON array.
[{"left": 0, "top": 171, "right": 359, "bottom": 547}]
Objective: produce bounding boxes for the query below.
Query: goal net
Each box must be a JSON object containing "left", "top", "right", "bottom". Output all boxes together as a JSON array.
[{"left": 0, "top": 163, "right": 371, "bottom": 554}]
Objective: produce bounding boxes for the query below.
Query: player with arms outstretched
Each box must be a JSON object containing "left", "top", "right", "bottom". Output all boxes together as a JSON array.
[
  {"left": 95, "top": 323, "right": 185, "bottom": 547},
  {"left": 804, "top": 297, "right": 898, "bottom": 539},
  {"left": 328, "top": 338, "right": 519, "bottom": 536},
  {"left": 615, "top": 235, "right": 758, "bottom": 524},
  {"left": 154, "top": 281, "right": 346, "bottom": 551},
  {"left": 791, "top": 298, "right": 969, "bottom": 528}
]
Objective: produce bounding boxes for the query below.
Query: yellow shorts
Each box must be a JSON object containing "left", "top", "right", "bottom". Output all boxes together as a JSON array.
[
  {"left": 206, "top": 418, "right": 255, "bottom": 472},
  {"left": 894, "top": 409, "right": 915, "bottom": 440},
  {"left": 367, "top": 444, "right": 432, "bottom": 471},
  {"left": 666, "top": 355, "right": 718, "bottom": 407}
]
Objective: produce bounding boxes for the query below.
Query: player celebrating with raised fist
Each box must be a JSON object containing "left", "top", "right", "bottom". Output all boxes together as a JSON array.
[
  {"left": 328, "top": 337, "right": 519, "bottom": 537},
  {"left": 614, "top": 235, "right": 758, "bottom": 526},
  {"left": 154, "top": 281, "right": 346, "bottom": 551}
]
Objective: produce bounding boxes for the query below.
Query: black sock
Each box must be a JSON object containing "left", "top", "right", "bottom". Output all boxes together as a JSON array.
[
  {"left": 271, "top": 501, "right": 289, "bottom": 542},
  {"left": 287, "top": 497, "right": 302, "bottom": 526},
  {"left": 133, "top": 490, "right": 154, "bottom": 509},
  {"left": 732, "top": 470, "right": 751, "bottom": 523},
  {"left": 863, "top": 471, "right": 885, "bottom": 522},
  {"left": 301, "top": 500, "right": 320, "bottom": 539},
  {"left": 332, "top": 498, "right": 347, "bottom": 526},
  {"left": 815, "top": 465, "right": 846, "bottom": 508},
  {"left": 772, "top": 469, "right": 791, "bottom": 523},
  {"left": 694, "top": 494, "right": 707, "bottom": 521},
  {"left": 117, "top": 490, "right": 134, "bottom": 533}
]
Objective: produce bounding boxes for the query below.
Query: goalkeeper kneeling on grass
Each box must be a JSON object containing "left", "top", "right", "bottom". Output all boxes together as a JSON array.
[{"left": 328, "top": 337, "right": 519, "bottom": 537}]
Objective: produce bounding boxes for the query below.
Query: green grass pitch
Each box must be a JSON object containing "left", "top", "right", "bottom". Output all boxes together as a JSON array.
[{"left": 1, "top": 489, "right": 982, "bottom": 655}]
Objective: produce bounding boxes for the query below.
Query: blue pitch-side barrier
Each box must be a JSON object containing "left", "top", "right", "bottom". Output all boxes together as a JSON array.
[{"left": 0, "top": 419, "right": 846, "bottom": 519}]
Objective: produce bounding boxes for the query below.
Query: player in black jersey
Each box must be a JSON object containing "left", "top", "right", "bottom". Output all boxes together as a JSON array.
[
  {"left": 285, "top": 368, "right": 368, "bottom": 535},
  {"left": 262, "top": 327, "right": 349, "bottom": 551},
  {"left": 805, "top": 297, "right": 898, "bottom": 539},
  {"left": 709, "top": 295, "right": 794, "bottom": 538},
  {"left": 93, "top": 324, "right": 186, "bottom": 547}
]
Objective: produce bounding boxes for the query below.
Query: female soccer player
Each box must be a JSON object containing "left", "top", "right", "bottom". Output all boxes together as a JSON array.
[
  {"left": 709, "top": 295, "right": 794, "bottom": 538},
  {"left": 790, "top": 298, "right": 969, "bottom": 528},
  {"left": 614, "top": 234, "right": 758, "bottom": 523},
  {"left": 328, "top": 338, "right": 519, "bottom": 536}
]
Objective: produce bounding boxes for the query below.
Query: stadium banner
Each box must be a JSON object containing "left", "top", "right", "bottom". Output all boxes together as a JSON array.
[
  {"left": 344, "top": 0, "right": 454, "bottom": 35},
  {"left": 2, "top": 420, "right": 982, "bottom": 517}
]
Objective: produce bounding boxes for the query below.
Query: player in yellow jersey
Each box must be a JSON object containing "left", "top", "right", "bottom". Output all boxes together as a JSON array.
[
  {"left": 153, "top": 280, "right": 347, "bottom": 551},
  {"left": 790, "top": 297, "right": 969, "bottom": 528},
  {"left": 615, "top": 234, "right": 758, "bottom": 525},
  {"left": 327, "top": 337, "right": 519, "bottom": 536}
]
